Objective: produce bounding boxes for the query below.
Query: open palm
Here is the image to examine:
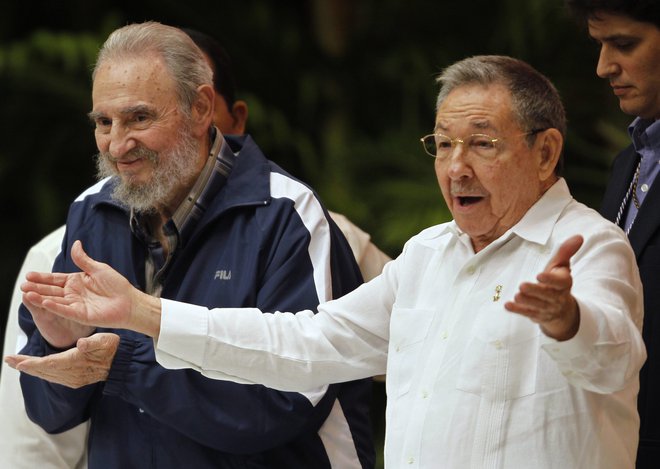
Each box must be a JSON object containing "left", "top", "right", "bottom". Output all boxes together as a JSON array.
[{"left": 22, "top": 240, "right": 135, "bottom": 330}]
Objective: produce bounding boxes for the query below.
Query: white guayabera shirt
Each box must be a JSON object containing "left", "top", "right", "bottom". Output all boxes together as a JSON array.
[{"left": 156, "top": 179, "right": 645, "bottom": 469}]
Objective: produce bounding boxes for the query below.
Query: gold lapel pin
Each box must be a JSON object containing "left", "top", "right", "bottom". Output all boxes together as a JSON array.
[{"left": 493, "top": 285, "right": 503, "bottom": 302}]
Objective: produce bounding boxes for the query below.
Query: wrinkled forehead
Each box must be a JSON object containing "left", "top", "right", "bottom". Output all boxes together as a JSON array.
[
  {"left": 94, "top": 55, "right": 169, "bottom": 86},
  {"left": 92, "top": 56, "right": 178, "bottom": 109},
  {"left": 434, "top": 84, "right": 515, "bottom": 134}
]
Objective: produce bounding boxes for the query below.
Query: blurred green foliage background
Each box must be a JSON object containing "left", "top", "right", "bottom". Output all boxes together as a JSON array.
[{"left": 0, "top": 0, "right": 634, "bottom": 464}]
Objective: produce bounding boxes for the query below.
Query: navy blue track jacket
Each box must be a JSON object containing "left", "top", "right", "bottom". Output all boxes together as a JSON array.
[{"left": 19, "top": 135, "right": 375, "bottom": 468}]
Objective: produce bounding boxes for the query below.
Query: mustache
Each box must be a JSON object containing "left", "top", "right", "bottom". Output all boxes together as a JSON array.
[
  {"left": 449, "top": 181, "right": 487, "bottom": 197},
  {"left": 99, "top": 146, "right": 159, "bottom": 164}
]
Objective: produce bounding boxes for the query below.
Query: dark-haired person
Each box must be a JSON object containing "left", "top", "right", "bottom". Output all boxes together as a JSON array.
[
  {"left": 181, "top": 28, "right": 248, "bottom": 136},
  {"left": 566, "top": 1, "right": 660, "bottom": 466}
]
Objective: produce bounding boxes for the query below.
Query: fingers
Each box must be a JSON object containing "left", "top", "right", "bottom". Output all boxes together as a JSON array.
[
  {"left": 4, "top": 354, "right": 31, "bottom": 369},
  {"left": 21, "top": 291, "right": 43, "bottom": 311},
  {"left": 532, "top": 268, "right": 572, "bottom": 293},
  {"left": 505, "top": 236, "right": 583, "bottom": 341},
  {"left": 505, "top": 276, "right": 571, "bottom": 315},
  {"left": 40, "top": 298, "right": 85, "bottom": 323},
  {"left": 6, "top": 348, "right": 109, "bottom": 389},
  {"left": 21, "top": 280, "right": 66, "bottom": 299},
  {"left": 23, "top": 271, "right": 69, "bottom": 288},
  {"left": 544, "top": 235, "right": 583, "bottom": 272},
  {"left": 23, "top": 290, "right": 82, "bottom": 324},
  {"left": 6, "top": 353, "right": 59, "bottom": 374},
  {"left": 23, "top": 290, "right": 69, "bottom": 312},
  {"left": 504, "top": 292, "right": 548, "bottom": 318},
  {"left": 536, "top": 270, "right": 571, "bottom": 288},
  {"left": 11, "top": 353, "right": 79, "bottom": 387},
  {"left": 509, "top": 288, "right": 548, "bottom": 312}
]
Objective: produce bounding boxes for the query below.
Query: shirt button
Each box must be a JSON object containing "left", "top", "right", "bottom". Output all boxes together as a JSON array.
[
  {"left": 396, "top": 345, "right": 401, "bottom": 352},
  {"left": 466, "top": 265, "right": 476, "bottom": 275},
  {"left": 138, "top": 408, "right": 145, "bottom": 414},
  {"left": 408, "top": 456, "right": 415, "bottom": 464},
  {"left": 441, "top": 331, "right": 448, "bottom": 340},
  {"left": 493, "top": 340, "right": 503, "bottom": 349},
  {"left": 641, "top": 183, "right": 649, "bottom": 193},
  {"left": 421, "top": 390, "right": 428, "bottom": 399}
]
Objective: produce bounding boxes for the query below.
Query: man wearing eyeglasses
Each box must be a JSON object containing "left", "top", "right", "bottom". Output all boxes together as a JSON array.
[
  {"left": 566, "top": 2, "right": 660, "bottom": 467},
  {"left": 11, "top": 55, "right": 645, "bottom": 468}
]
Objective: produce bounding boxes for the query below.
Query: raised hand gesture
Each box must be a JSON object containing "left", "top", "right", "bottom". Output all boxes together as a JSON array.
[
  {"left": 21, "top": 240, "right": 155, "bottom": 334},
  {"left": 505, "top": 235, "right": 584, "bottom": 341}
]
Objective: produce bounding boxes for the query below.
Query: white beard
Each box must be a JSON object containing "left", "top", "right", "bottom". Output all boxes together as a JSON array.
[{"left": 95, "top": 126, "right": 200, "bottom": 214}]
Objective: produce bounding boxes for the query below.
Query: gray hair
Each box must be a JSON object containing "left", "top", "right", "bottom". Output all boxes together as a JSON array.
[
  {"left": 436, "top": 55, "right": 566, "bottom": 174},
  {"left": 93, "top": 22, "right": 213, "bottom": 115}
]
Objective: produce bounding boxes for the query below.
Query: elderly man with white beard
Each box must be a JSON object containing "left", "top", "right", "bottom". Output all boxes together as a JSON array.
[{"left": 7, "top": 21, "right": 375, "bottom": 469}]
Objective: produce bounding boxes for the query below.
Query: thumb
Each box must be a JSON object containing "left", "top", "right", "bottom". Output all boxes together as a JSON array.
[
  {"left": 71, "top": 240, "right": 103, "bottom": 275},
  {"left": 76, "top": 333, "right": 106, "bottom": 354},
  {"left": 76, "top": 335, "right": 94, "bottom": 353},
  {"left": 77, "top": 333, "right": 120, "bottom": 353},
  {"left": 545, "top": 235, "right": 583, "bottom": 272}
]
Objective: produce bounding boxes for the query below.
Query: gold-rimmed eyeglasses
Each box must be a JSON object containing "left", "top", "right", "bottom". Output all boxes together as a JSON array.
[{"left": 420, "top": 129, "right": 547, "bottom": 160}]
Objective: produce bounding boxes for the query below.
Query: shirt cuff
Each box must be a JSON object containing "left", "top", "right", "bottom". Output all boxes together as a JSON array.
[
  {"left": 540, "top": 296, "right": 599, "bottom": 360},
  {"left": 156, "top": 298, "right": 209, "bottom": 368}
]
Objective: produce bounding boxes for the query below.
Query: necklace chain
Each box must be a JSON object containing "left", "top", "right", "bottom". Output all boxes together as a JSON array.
[
  {"left": 615, "top": 159, "right": 642, "bottom": 235},
  {"left": 632, "top": 164, "right": 641, "bottom": 209}
]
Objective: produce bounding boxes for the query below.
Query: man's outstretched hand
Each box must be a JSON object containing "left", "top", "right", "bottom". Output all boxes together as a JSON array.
[
  {"left": 505, "top": 235, "right": 584, "bottom": 341},
  {"left": 21, "top": 240, "right": 161, "bottom": 337}
]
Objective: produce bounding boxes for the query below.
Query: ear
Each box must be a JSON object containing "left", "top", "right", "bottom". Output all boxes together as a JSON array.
[
  {"left": 229, "top": 100, "right": 249, "bottom": 135},
  {"left": 190, "top": 84, "right": 215, "bottom": 138},
  {"left": 535, "top": 128, "right": 563, "bottom": 181}
]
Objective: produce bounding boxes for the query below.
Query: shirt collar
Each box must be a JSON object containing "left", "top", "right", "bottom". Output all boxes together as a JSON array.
[
  {"left": 628, "top": 117, "right": 660, "bottom": 153},
  {"left": 509, "top": 178, "right": 572, "bottom": 245},
  {"left": 440, "top": 178, "right": 572, "bottom": 249}
]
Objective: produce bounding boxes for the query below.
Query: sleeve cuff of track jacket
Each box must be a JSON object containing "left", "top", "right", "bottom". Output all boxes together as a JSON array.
[
  {"left": 103, "top": 336, "right": 139, "bottom": 397},
  {"left": 155, "top": 298, "right": 209, "bottom": 370}
]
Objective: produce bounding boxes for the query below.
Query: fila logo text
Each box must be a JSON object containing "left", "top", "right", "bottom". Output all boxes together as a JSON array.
[{"left": 214, "top": 270, "right": 232, "bottom": 280}]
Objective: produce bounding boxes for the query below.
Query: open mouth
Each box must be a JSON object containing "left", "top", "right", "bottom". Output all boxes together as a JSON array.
[{"left": 457, "top": 196, "right": 483, "bottom": 207}]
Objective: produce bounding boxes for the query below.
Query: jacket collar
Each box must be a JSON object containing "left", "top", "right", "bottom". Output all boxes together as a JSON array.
[{"left": 208, "top": 134, "right": 272, "bottom": 214}]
